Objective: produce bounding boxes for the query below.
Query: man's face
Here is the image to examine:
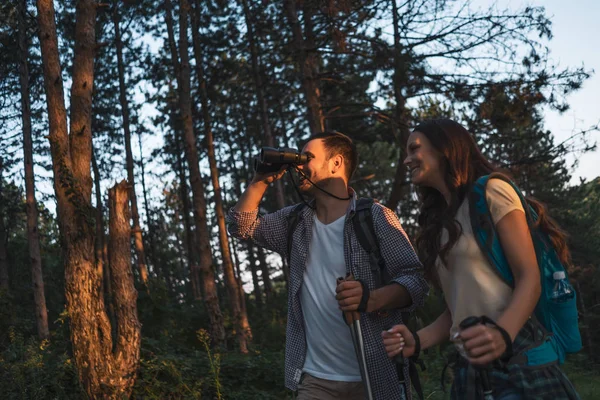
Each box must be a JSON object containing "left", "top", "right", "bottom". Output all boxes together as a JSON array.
[{"left": 297, "top": 139, "right": 330, "bottom": 194}]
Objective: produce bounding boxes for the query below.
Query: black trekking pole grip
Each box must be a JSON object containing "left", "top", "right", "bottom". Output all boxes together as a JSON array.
[{"left": 459, "top": 316, "right": 494, "bottom": 400}]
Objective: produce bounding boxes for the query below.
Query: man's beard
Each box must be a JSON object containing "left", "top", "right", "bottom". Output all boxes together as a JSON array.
[{"left": 298, "top": 176, "right": 313, "bottom": 193}]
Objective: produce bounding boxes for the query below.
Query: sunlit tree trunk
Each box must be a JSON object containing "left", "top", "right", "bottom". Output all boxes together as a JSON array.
[
  {"left": 107, "top": 181, "right": 143, "bottom": 396},
  {"left": 189, "top": 0, "right": 251, "bottom": 352},
  {"left": 164, "top": 0, "right": 225, "bottom": 346},
  {"left": 112, "top": 4, "right": 149, "bottom": 286},
  {"left": 36, "top": 1, "right": 141, "bottom": 396}
]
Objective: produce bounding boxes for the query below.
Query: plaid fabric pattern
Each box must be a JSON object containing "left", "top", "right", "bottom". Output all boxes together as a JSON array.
[
  {"left": 227, "top": 192, "right": 428, "bottom": 399},
  {"left": 450, "top": 318, "right": 581, "bottom": 400}
]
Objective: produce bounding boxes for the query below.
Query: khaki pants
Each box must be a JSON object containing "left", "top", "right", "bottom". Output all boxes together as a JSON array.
[{"left": 296, "top": 373, "right": 366, "bottom": 400}]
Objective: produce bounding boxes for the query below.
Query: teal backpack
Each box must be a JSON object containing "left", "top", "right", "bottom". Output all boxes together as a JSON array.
[{"left": 469, "top": 173, "right": 582, "bottom": 366}]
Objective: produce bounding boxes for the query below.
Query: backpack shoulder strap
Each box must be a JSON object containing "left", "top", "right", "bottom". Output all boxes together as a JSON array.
[
  {"left": 469, "top": 173, "right": 544, "bottom": 285},
  {"left": 352, "top": 198, "right": 387, "bottom": 287},
  {"left": 286, "top": 203, "right": 307, "bottom": 263},
  {"left": 468, "top": 174, "right": 514, "bottom": 286}
]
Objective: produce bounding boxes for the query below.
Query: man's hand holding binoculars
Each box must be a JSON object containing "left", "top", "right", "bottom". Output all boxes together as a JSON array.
[
  {"left": 251, "top": 165, "right": 288, "bottom": 186},
  {"left": 234, "top": 147, "right": 309, "bottom": 213}
]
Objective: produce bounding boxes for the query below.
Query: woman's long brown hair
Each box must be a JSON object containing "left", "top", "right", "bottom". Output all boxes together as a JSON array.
[{"left": 412, "top": 119, "right": 571, "bottom": 285}]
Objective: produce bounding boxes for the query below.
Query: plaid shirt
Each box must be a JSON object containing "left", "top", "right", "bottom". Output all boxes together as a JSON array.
[{"left": 227, "top": 191, "right": 428, "bottom": 399}]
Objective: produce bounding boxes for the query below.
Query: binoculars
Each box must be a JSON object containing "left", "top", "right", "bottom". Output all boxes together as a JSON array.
[{"left": 253, "top": 147, "right": 310, "bottom": 173}]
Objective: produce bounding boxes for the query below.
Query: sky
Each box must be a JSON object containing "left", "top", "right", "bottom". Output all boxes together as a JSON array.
[{"left": 475, "top": 0, "right": 600, "bottom": 183}]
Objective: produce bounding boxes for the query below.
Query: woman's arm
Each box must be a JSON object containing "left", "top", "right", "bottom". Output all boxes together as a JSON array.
[
  {"left": 495, "top": 209, "right": 541, "bottom": 339},
  {"left": 461, "top": 209, "right": 541, "bottom": 365}
]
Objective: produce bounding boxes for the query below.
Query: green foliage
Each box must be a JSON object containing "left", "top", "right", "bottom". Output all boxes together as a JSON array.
[
  {"left": 1, "top": 315, "right": 289, "bottom": 400},
  {"left": 0, "top": 327, "right": 82, "bottom": 400},
  {"left": 561, "top": 354, "right": 600, "bottom": 400},
  {"left": 197, "top": 329, "right": 222, "bottom": 399}
]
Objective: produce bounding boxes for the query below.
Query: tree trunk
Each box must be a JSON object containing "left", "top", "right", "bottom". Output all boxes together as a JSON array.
[
  {"left": 137, "top": 132, "right": 156, "bottom": 266},
  {"left": 241, "top": 0, "right": 286, "bottom": 209},
  {"left": 0, "top": 222, "right": 7, "bottom": 292},
  {"left": 172, "top": 206, "right": 185, "bottom": 290},
  {"left": 256, "top": 246, "right": 273, "bottom": 303},
  {"left": 177, "top": 137, "right": 202, "bottom": 300},
  {"left": 230, "top": 238, "right": 248, "bottom": 319},
  {"left": 107, "top": 181, "right": 142, "bottom": 396},
  {"left": 19, "top": 0, "right": 50, "bottom": 340},
  {"left": 0, "top": 165, "right": 8, "bottom": 291},
  {"left": 283, "top": 0, "right": 324, "bottom": 134},
  {"left": 36, "top": 1, "right": 141, "bottom": 396},
  {"left": 112, "top": 4, "right": 149, "bottom": 286},
  {"left": 386, "top": 0, "right": 412, "bottom": 212},
  {"left": 247, "top": 243, "right": 263, "bottom": 309},
  {"left": 92, "top": 150, "right": 115, "bottom": 329},
  {"left": 573, "top": 280, "right": 594, "bottom": 360},
  {"left": 189, "top": 0, "right": 251, "bottom": 352},
  {"left": 164, "top": 0, "right": 225, "bottom": 346}
]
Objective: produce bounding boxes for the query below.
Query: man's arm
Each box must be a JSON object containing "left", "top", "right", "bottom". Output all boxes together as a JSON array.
[
  {"left": 336, "top": 204, "right": 428, "bottom": 313},
  {"left": 227, "top": 168, "right": 291, "bottom": 255},
  {"left": 373, "top": 204, "right": 428, "bottom": 312},
  {"left": 232, "top": 181, "right": 269, "bottom": 213}
]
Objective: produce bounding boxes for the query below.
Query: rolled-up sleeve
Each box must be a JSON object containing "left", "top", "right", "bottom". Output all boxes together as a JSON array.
[
  {"left": 226, "top": 208, "right": 260, "bottom": 239},
  {"left": 373, "top": 204, "right": 429, "bottom": 313},
  {"left": 226, "top": 206, "right": 294, "bottom": 256}
]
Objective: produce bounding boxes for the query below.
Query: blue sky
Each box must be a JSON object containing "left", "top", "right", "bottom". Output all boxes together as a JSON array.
[{"left": 477, "top": 0, "right": 599, "bottom": 183}]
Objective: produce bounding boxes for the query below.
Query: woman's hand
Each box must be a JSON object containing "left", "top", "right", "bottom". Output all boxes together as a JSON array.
[
  {"left": 460, "top": 324, "right": 507, "bottom": 366},
  {"left": 382, "top": 325, "right": 415, "bottom": 358}
]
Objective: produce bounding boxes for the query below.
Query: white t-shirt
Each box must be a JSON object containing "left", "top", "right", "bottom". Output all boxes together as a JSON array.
[
  {"left": 300, "top": 214, "right": 362, "bottom": 382},
  {"left": 436, "top": 179, "right": 525, "bottom": 333}
]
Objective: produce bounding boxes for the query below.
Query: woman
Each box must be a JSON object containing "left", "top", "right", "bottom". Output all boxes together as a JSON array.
[{"left": 382, "top": 119, "right": 580, "bottom": 399}]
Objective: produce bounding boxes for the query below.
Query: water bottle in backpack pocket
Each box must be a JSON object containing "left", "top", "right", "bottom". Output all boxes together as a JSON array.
[{"left": 550, "top": 271, "right": 574, "bottom": 302}]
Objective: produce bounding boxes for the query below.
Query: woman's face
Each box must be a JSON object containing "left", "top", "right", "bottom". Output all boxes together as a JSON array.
[{"left": 404, "top": 131, "right": 445, "bottom": 188}]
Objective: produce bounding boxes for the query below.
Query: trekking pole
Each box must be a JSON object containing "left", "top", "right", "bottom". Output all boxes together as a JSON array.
[
  {"left": 459, "top": 316, "right": 494, "bottom": 400},
  {"left": 337, "top": 276, "right": 374, "bottom": 400}
]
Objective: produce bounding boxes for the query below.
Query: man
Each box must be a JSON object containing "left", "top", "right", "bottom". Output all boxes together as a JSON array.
[{"left": 227, "top": 131, "right": 428, "bottom": 399}]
